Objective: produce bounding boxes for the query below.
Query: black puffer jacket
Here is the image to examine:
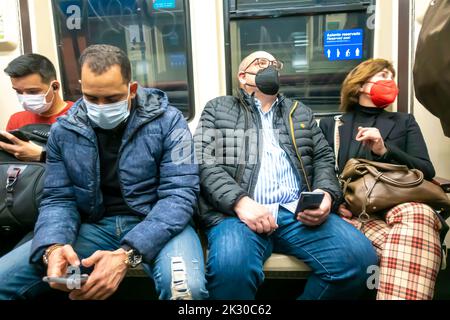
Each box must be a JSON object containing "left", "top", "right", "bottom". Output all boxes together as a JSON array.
[{"left": 194, "top": 90, "right": 342, "bottom": 228}]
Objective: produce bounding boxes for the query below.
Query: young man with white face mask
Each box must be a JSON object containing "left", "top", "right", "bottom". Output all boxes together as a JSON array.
[{"left": 1, "top": 54, "right": 73, "bottom": 161}]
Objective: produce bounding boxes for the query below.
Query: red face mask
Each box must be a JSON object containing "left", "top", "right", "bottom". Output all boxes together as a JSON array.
[{"left": 367, "top": 80, "right": 399, "bottom": 108}]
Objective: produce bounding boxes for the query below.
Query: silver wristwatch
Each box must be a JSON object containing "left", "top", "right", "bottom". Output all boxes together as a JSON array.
[{"left": 124, "top": 249, "right": 142, "bottom": 268}]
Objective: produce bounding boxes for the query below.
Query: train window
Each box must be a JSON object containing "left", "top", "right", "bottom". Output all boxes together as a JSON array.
[
  {"left": 226, "top": 1, "right": 375, "bottom": 115},
  {"left": 51, "top": 0, "right": 194, "bottom": 120},
  {"left": 233, "top": 0, "right": 365, "bottom": 11}
]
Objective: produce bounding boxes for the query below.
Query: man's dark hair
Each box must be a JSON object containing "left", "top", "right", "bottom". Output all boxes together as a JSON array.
[
  {"left": 4, "top": 53, "right": 57, "bottom": 83},
  {"left": 79, "top": 44, "right": 131, "bottom": 83}
]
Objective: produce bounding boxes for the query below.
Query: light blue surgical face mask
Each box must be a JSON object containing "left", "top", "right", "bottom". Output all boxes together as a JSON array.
[
  {"left": 84, "top": 85, "right": 130, "bottom": 130},
  {"left": 17, "top": 81, "right": 55, "bottom": 114}
]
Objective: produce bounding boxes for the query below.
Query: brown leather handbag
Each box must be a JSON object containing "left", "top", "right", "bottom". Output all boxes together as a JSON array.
[{"left": 339, "top": 158, "right": 450, "bottom": 222}]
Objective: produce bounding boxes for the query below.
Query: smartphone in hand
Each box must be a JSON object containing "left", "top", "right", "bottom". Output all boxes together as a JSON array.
[
  {"left": 43, "top": 274, "right": 89, "bottom": 288},
  {"left": 0, "top": 130, "right": 30, "bottom": 144},
  {"left": 295, "top": 191, "right": 325, "bottom": 214},
  {"left": 0, "top": 134, "right": 13, "bottom": 144},
  {"left": 9, "top": 130, "right": 30, "bottom": 142}
]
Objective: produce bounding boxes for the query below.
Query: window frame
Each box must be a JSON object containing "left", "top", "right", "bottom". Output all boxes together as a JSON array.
[
  {"left": 51, "top": 0, "right": 196, "bottom": 122},
  {"left": 223, "top": 0, "right": 375, "bottom": 116}
]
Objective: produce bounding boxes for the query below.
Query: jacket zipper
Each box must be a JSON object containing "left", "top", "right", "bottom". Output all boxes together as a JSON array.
[
  {"left": 116, "top": 112, "right": 164, "bottom": 216},
  {"left": 287, "top": 101, "right": 312, "bottom": 191},
  {"left": 247, "top": 106, "right": 263, "bottom": 196},
  {"left": 234, "top": 103, "right": 250, "bottom": 184},
  {"left": 62, "top": 110, "right": 164, "bottom": 218}
]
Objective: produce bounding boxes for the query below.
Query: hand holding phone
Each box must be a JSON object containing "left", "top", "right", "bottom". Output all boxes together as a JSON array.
[
  {"left": 295, "top": 191, "right": 325, "bottom": 214},
  {"left": 0, "top": 134, "right": 12, "bottom": 144},
  {"left": 0, "top": 130, "right": 30, "bottom": 144},
  {"left": 9, "top": 130, "right": 30, "bottom": 142}
]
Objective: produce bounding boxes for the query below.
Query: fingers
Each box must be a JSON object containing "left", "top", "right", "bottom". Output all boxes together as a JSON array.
[
  {"left": 266, "top": 214, "right": 278, "bottom": 230},
  {"left": 302, "top": 202, "right": 330, "bottom": 218},
  {"left": 297, "top": 211, "right": 320, "bottom": 225},
  {"left": 0, "top": 131, "right": 21, "bottom": 144},
  {"left": 259, "top": 218, "right": 272, "bottom": 234},
  {"left": 244, "top": 217, "right": 277, "bottom": 234},
  {"left": 0, "top": 141, "right": 16, "bottom": 154},
  {"left": 302, "top": 209, "right": 325, "bottom": 218},
  {"left": 70, "top": 281, "right": 115, "bottom": 300},
  {"left": 0, "top": 138, "right": 43, "bottom": 161},
  {"left": 82, "top": 250, "right": 103, "bottom": 268},
  {"left": 338, "top": 204, "right": 353, "bottom": 218},
  {"left": 47, "top": 263, "right": 63, "bottom": 278},
  {"left": 49, "top": 282, "right": 72, "bottom": 292},
  {"left": 47, "top": 247, "right": 69, "bottom": 277},
  {"left": 69, "top": 277, "right": 99, "bottom": 300},
  {"left": 254, "top": 221, "right": 265, "bottom": 234},
  {"left": 46, "top": 246, "right": 79, "bottom": 293},
  {"left": 62, "top": 245, "right": 81, "bottom": 267},
  {"left": 341, "top": 217, "right": 361, "bottom": 229},
  {"left": 355, "top": 127, "right": 382, "bottom": 142},
  {"left": 69, "top": 266, "right": 103, "bottom": 300},
  {"left": 255, "top": 218, "right": 272, "bottom": 233},
  {"left": 356, "top": 126, "right": 375, "bottom": 139},
  {"left": 70, "top": 251, "right": 125, "bottom": 300},
  {"left": 297, "top": 208, "right": 329, "bottom": 226},
  {"left": 246, "top": 222, "right": 258, "bottom": 232}
]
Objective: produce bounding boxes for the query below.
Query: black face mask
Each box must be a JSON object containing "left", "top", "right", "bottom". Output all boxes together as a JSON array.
[{"left": 245, "top": 66, "right": 280, "bottom": 95}]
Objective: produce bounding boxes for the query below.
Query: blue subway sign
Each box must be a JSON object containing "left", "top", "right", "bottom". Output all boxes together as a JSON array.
[
  {"left": 153, "top": 0, "right": 176, "bottom": 9},
  {"left": 324, "top": 29, "right": 363, "bottom": 61}
]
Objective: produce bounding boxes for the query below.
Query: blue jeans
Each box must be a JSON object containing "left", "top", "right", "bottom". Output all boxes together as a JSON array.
[
  {"left": 0, "top": 216, "right": 208, "bottom": 300},
  {"left": 206, "top": 208, "right": 378, "bottom": 299}
]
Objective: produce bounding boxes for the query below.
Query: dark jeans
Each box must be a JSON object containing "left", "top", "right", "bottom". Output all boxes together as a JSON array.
[
  {"left": 205, "top": 207, "right": 378, "bottom": 299},
  {"left": 0, "top": 215, "right": 208, "bottom": 300}
]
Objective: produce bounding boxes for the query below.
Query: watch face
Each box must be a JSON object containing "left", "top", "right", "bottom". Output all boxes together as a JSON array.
[{"left": 129, "top": 251, "right": 142, "bottom": 267}]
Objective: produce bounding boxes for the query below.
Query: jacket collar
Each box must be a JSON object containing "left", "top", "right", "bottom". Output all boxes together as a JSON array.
[
  {"left": 238, "top": 88, "right": 286, "bottom": 113},
  {"left": 337, "top": 110, "right": 396, "bottom": 170}
]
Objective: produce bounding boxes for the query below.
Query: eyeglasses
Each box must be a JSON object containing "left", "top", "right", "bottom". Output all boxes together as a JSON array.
[{"left": 244, "top": 57, "right": 284, "bottom": 71}]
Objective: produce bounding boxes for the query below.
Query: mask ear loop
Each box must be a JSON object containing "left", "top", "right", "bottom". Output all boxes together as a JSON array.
[
  {"left": 360, "top": 82, "right": 372, "bottom": 97},
  {"left": 42, "top": 81, "right": 56, "bottom": 107},
  {"left": 240, "top": 71, "right": 258, "bottom": 89},
  {"left": 125, "top": 83, "right": 133, "bottom": 109}
]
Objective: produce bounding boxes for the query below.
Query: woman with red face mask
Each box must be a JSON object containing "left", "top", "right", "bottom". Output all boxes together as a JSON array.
[{"left": 319, "top": 59, "right": 442, "bottom": 300}]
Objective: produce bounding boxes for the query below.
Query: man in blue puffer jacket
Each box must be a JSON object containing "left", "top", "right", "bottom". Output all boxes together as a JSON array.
[{"left": 0, "top": 45, "right": 208, "bottom": 300}]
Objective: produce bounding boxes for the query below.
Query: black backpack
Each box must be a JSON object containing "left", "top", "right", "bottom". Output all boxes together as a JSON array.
[{"left": 0, "top": 124, "right": 50, "bottom": 235}]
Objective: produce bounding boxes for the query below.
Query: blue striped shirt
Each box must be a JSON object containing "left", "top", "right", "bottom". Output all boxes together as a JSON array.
[{"left": 253, "top": 99, "right": 302, "bottom": 221}]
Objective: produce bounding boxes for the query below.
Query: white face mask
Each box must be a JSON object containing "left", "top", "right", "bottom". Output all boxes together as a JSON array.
[
  {"left": 84, "top": 85, "right": 130, "bottom": 130},
  {"left": 17, "top": 83, "right": 55, "bottom": 115}
]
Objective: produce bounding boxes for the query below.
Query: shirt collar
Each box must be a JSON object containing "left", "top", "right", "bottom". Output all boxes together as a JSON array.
[{"left": 253, "top": 97, "right": 279, "bottom": 115}]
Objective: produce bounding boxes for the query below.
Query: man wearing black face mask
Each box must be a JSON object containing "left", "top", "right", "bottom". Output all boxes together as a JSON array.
[{"left": 194, "top": 51, "right": 377, "bottom": 299}]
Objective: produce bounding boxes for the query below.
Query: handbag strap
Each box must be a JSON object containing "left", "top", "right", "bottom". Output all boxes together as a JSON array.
[
  {"left": 5, "top": 165, "right": 27, "bottom": 208},
  {"left": 334, "top": 117, "right": 373, "bottom": 225},
  {"left": 365, "top": 165, "right": 424, "bottom": 187}
]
